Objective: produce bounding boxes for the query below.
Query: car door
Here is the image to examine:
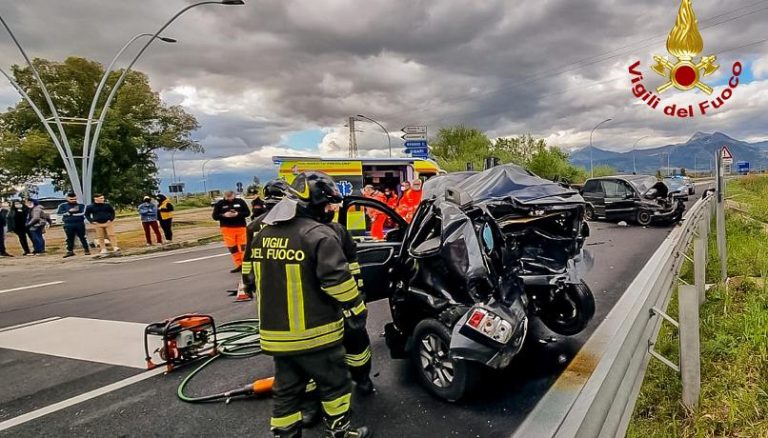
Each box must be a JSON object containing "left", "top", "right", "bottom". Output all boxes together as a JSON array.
[
  {"left": 339, "top": 196, "right": 409, "bottom": 302},
  {"left": 582, "top": 179, "right": 606, "bottom": 217},
  {"left": 603, "top": 179, "right": 636, "bottom": 221}
]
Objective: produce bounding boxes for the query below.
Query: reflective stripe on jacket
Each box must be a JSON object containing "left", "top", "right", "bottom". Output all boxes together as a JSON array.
[{"left": 252, "top": 216, "right": 360, "bottom": 355}]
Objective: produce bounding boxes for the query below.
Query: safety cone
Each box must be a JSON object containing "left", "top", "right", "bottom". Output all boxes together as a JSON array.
[{"left": 234, "top": 279, "right": 252, "bottom": 302}]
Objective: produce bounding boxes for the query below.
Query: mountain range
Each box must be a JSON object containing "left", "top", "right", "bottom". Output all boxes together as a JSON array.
[{"left": 569, "top": 132, "right": 768, "bottom": 174}]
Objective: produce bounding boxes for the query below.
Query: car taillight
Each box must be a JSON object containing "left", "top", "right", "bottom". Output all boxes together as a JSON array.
[{"left": 464, "top": 308, "right": 514, "bottom": 344}]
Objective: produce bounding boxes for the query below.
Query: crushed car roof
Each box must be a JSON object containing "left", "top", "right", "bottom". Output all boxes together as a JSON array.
[{"left": 424, "top": 164, "right": 580, "bottom": 204}]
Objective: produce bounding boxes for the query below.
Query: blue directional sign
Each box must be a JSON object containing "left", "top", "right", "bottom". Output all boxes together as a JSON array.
[
  {"left": 403, "top": 147, "right": 429, "bottom": 156},
  {"left": 404, "top": 140, "right": 428, "bottom": 148}
]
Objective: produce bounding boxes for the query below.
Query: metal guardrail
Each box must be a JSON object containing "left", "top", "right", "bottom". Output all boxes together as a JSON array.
[{"left": 513, "top": 192, "right": 718, "bottom": 438}]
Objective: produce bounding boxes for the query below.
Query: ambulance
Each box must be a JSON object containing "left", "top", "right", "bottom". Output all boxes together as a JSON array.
[{"left": 272, "top": 156, "right": 444, "bottom": 234}]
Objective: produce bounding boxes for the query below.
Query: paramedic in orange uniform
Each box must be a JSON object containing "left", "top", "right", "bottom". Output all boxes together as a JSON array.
[
  {"left": 399, "top": 179, "right": 423, "bottom": 223},
  {"left": 362, "top": 185, "right": 387, "bottom": 240},
  {"left": 212, "top": 190, "right": 251, "bottom": 272}
]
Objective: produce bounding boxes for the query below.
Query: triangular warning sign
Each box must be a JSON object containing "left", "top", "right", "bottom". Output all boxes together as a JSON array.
[{"left": 720, "top": 145, "right": 733, "bottom": 159}]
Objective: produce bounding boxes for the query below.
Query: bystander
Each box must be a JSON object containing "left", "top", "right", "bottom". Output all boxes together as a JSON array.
[
  {"left": 57, "top": 193, "right": 90, "bottom": 258},
  {"left": 138, "top": 196, "right": 163, "bottom": 246},
  {"left": 85, "top": 194, "right": 119, "bottom": 255}
]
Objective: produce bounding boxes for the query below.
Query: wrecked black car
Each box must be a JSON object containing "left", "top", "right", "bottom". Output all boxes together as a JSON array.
[
  {"left": 581, "top": 175, "right": 686, "bottom": 226},
  {"left": 339, "top": 164, "right": 595, "bottom": 401}
]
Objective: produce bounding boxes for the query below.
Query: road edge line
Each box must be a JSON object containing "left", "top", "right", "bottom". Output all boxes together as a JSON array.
[
  {"left": 0, "top": 367, "right": 165, "bottom": 432},
  {"left": 0, "top": 316, "right": 62, "bottom": 333}
]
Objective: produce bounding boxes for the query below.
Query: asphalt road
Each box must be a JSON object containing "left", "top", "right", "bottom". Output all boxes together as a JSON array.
[{"left": 0, "top": 193, "right": 704, "bottom": 437}]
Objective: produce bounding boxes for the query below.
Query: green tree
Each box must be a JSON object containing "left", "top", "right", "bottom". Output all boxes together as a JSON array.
[
  {"left": 0, "top": 57, "right": 200, "bottom": 206},
  {"left": 429, "top": 125, "right": 493, "bottom": 172}
]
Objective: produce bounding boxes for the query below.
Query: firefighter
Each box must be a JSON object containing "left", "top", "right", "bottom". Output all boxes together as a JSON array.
[
  {"left": 327, "top": 218, "right": 374, "bottom": 394},
  {"left": 212, "top": 191, "right": 251, "bottom": 272},
  {"left": 241, "top": 179, "right": 289, "bottom": 298},
  {"left": 252, "top": 171, "right": 371, "bottom": 438}
]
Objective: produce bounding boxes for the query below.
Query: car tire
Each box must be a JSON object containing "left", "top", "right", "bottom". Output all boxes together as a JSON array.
[
  {"left": 411, "top": 319, "right": 478, "bottom": 402},
  {"left": 537, "top": 280, "right": 595, "bottom": 336},
  {"left": 585, "top": 205, "right": 595, "bottom": 221},
  {"left": 636, "top": 209, "right": 652, "bottom": 226}
]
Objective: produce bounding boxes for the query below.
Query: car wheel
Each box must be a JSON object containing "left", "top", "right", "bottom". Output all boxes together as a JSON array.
[
  {"left": 585, "top": 205, "right": 595, "bottom": 221},
  {"left": 537, "top": 280, "right": 595, "bottom": 336},
  {"left": 412, "top": 319, "right": 477, "bottom": 402},
  {"left": 636, "top": 209, "right": 652, "bottom": 226}
]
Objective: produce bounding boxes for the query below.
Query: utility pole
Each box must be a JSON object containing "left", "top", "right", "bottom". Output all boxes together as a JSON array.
[{"left": 348, "top": 116, "right": 358, "bottom": 158}]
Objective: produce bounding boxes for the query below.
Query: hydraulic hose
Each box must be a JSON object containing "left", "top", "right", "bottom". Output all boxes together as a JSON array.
[{"left": 177, "top": 318, "right": 272, "bottom": 403}]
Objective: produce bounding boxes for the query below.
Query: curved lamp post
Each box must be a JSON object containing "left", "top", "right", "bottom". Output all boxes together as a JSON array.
[
  {"left": 356, "top": 114, "right": 392, "bottom": 158},
  {"left": 81, "top": 33, "right": 177, "bottom": 191},
  {"left": 201, "top": 155, "right": 226, "bottom": 196},
  {"left": 632, "top": 135, "right": 649, "bottom": 174},
  {"left": 590, "top": 118, "right": 613, "bottom": 178},
  {"left": 84, "top": 0, "right": 244, "bottom": 202}
]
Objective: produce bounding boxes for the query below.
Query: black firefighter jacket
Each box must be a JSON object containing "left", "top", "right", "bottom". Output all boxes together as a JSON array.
[{"left": 250, "top": 216, "right": 361, "bottom": 355}]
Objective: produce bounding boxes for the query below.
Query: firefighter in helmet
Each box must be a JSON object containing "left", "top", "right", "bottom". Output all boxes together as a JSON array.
[
  {"left": 252, "top": 171, "right": 371, "bottom": 438},
  {"left": 242, "top": 179, "right": 289, "bottom": 298}
]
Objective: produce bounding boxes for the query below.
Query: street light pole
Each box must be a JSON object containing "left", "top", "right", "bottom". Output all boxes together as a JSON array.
[
  {"left": 590, "top": 118, "right": 613, "bottom": 178},
  {"left": 82, "top": 33, "right": 177, "bottom": 194},
  {"left": 0, "top": 14, "right": 82, "bottom": 200},
  {"left": 201, "top": 156, "right": 225, "bottom": 197},
  {"left": 356, "top": 114, "right": 392, "bottom": 158},
  {"left": 83, "top": 0, "right": 244, "bottom": 202},
  {"left": 632, "top": 135, "right": 649, "bottom": 174}
]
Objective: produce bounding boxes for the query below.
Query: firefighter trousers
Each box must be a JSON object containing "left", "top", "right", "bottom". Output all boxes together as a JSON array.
[
  {"left": 220, "top": 226, "right": 247, "bottom": 268},
  {"left": 271, "top": 345, "right": 352, "bottom": 432},
  {"left": 344, "top": 316, "right": 372, "bottom": 383}
]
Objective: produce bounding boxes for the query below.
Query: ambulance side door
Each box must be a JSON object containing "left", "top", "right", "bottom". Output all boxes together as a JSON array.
[{"left": 339, "top": 196, "right": 408, "bottom": 302}]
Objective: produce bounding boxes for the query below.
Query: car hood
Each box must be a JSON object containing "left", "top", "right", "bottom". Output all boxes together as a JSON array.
[{"left": 423, "top": 164, "right": 582, "bottom": 205}]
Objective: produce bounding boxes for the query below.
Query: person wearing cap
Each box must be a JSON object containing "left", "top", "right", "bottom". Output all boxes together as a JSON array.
[
  {"left": 252, "top": 171, "right": 371, "bottom": 438},
  {"left": 85, "top": 193, "right": 119, "bottom": 254},
  {"left": 156, "top": 194, "right": 175, "bottom": 242},
  {"left": 56, "top": 193, "right": 90, "bottom": 258},
  {"left": 138, "top": 196, "right": 163, "bottom": 246},
  {"left": 212, "top": 190, "right": 251, "bottom": 272}
]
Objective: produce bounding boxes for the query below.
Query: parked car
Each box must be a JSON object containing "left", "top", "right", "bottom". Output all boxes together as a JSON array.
[
  {"left": 37, "top": 197, "right": 67, "bottom": 226},
  {"left": 338, "top": 164, "right": 595, "bottom": 401},
  {"left": 580, "top": 175, "right": 685, "bottom": 226}
]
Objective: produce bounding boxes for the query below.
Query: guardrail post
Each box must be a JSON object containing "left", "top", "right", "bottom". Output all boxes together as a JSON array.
[
  {"left": 678, "top": 284, "right": 701, "bottom": 410},
  {"left": 694, "top": 220, "right": 707, "bottom": 305},
  {"left": 716, "top": 154, "right": 727, "bottom": 282}
]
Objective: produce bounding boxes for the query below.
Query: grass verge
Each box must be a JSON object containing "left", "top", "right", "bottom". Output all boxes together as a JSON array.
[{"left": 628, "top": 194, "right": 768, "bottom": 437}]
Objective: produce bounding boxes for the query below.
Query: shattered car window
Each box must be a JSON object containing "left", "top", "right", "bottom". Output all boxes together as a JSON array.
[{"left": 627, "top": 176, "right": 658, "bottom": 195}]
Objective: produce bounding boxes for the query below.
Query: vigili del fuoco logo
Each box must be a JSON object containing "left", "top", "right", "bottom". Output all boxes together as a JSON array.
[{"left": 628, "top": 0, "right": 742, "bottom": 118}]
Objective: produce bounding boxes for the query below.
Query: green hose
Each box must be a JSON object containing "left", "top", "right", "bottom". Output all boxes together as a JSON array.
[{"left": 177, "top": 318, "right": 264, "bottom": 403}]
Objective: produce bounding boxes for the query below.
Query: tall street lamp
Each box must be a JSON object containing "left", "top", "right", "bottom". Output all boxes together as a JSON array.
[
  {"left": 81, "top": 33, "right": 177, "bottom": 195},
  {"left": 202, "top": 155, "right": 225, "bottom": 196},
  {"left": 356, "top": 114, "right": 392, "bottom": 158},
  {"left": 84, "top": 0, "right": 244, "bottom": 202},
  {"left": 590, "top": 118, "right": 612, "bottom": 178},
  {"left": 632, "top": 135, "right": 649, "bottom": 174}
]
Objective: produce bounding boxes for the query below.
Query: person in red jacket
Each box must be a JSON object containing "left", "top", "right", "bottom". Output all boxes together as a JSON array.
[
  {"left": 383, "top": 187, "right": 398, "bottom": 210},
  {"left": 395, "top": 181, "right": 410, "bottom": 219},
  {"left": 398, "top": 179, "right": 423, "bottom": 223},
  {"left": 362, "top": 185, "right": 387, "bottom": 240}
]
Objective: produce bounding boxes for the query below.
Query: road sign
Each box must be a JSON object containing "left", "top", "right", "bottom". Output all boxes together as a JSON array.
[
  {"left": 404, "top": 140, "right": 428, "bottom": 148},
  {"left": 401, "top": 126, "right": 427, "bottom": 135},
  {"left": 720, "top": 145, "right": 733, "bottom": 165},
  {"left": 401, "top": 133, "right": 427, "bottom": 141},
  {"left": 736, "top": 161, "right": 750, "bottom": 175},
  {"left": 403, "top": 147, "right": 429, "bottom": 156}
]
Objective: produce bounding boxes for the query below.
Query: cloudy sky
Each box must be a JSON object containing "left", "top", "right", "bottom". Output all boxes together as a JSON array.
[{"left": 1, "top": 0, "right": 767, "bottom": 190}]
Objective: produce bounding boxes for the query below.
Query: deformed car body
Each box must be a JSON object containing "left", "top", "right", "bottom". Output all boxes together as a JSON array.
[
  {"left": 581, "top": 175, "right": 686, "bottom": 226},
  {"left": 339, "top": 164, "right": 595, "bottom": 401}
]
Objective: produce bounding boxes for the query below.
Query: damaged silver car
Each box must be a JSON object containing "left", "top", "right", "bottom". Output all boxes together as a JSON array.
[{"left": 339, "top": 164, "right": 595, "bottom": 401}]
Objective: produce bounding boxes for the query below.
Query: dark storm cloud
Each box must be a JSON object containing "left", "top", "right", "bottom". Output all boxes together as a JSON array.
[{"left": 2, "top": 0, "right": 768, "bottom": 167}]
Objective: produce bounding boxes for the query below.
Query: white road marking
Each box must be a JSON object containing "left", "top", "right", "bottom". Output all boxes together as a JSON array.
[
  {"left": 0, "top": 367, "right": 165, "bottom": 432},
  {"left": 173, "top": 253, "right": 229, "bottom": 264},
  {"left": 0, "top": 316, "right": 62, "bottom": 333},
  {"left": 0, "top": 317, "right": 162, "bottom": 368},
  {"left": 0, "top": 281, "right": 65, "bottom": 295}
]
